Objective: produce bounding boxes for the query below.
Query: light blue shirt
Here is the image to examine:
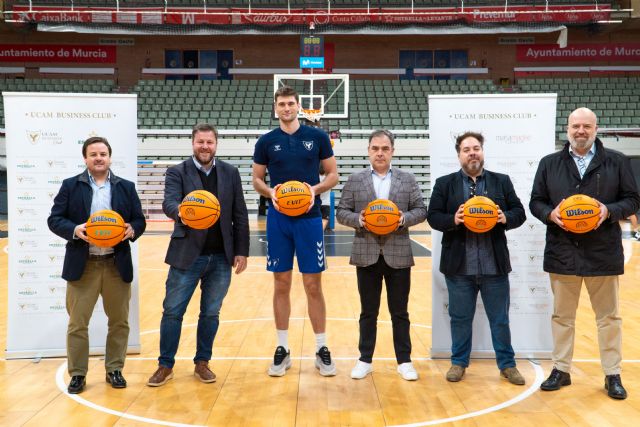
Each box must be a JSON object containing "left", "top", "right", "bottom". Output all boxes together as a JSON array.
[
  {"left": 88, "top": 171, "right": 113, "bottom": 255},
  {"left": 371, "top": 166, "right": 392, "bottom": 200},
  {"left": 192, "top": 156, "right": 215, "bottom": 176},
  {"left": 569, "top": 143, "right": 596, "bottom": 178}
]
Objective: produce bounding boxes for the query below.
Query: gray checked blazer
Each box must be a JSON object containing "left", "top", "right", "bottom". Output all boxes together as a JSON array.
[{"left": 336, "top": 168, "right": 427, "bottom": 269}]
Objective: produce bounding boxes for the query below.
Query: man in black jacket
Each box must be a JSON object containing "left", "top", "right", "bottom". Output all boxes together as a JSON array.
[
  {"left": 427, "top": 131, "right": 526, "bottom": 385},
  {"left": 530, "top": 107, "right": 640, "bottom": 400}
]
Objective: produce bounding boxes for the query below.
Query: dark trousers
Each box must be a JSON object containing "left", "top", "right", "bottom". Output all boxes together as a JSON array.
[{"left": 356, "top": 255, "right": 412, "bottom": 364}]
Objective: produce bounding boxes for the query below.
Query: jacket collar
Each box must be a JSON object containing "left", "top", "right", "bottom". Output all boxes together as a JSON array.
[{"left": 79, "top": 169, "right": 121, "bottom": 185}]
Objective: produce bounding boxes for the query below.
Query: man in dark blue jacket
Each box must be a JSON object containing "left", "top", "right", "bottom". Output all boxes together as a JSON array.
[
  {"left": 530, "top": 107, "right": 640, "bottom": 400},
  {"left": 48, "top": 136, "right": 146, "bottom": 394},
  {"left": 427, "top": 131, "right": 526, "bottom": 385}
]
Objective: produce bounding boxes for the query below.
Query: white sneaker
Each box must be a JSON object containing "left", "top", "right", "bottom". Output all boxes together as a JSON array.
[
  {"left": 315, "top": 346, "right": 337, "bottom": 377},
  {"left": 397, "top": 362, "right": 418, "bottom": 381},
  {"left": 268, "top": 346, "right": 292, "bottom": 377},
  {"left": 350, "top": 361, "right": 372, "bottom": 379}
]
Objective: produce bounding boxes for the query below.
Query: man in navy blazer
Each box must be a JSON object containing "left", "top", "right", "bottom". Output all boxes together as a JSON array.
[
  {"left": 147, "top": 123, "right": 250, "bottom": 387},
  {"left": 48, "top": 136, "right": 146, "bottom": 394},
  {"left": 427, "top": 131, "right": 526, "bottom": 385}
]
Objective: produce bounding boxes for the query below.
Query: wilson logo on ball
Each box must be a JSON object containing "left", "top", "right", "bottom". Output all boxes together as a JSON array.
[
  {"left": 85, "top": 209, "right": 125, "bottom": 248},
  {"left": 463, "top": 196, "right": 499, "bottom": 233},
  {"left": 275, "top": 181, "right": 312, "bottom": 216},
  {"left": 363, "top": 199, "right": 400, "bottom": 235},
  {"left": 179, "top": 190, "right": 221, "bottom": 230}
]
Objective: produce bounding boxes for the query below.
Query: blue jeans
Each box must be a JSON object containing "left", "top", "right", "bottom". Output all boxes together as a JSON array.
[
  {"left": 158, "top": 254, "right": 231, "bottom": 368},
  {"left": 444, "top": 274, "right": 515, "bottom": 370}
]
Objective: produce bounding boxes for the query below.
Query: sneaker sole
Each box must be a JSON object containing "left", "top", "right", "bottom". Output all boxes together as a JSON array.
[
  {"left": 194, "top": 372, "right": 216, "bottom": 383},
  {"left": 146, "top": 372, "right": 174, "bottom": 387},
  {"left": 315, "top": 361, "right": 337, "bottom": 377},
  {"left": 268, "top": 359, "right": 292, "bottom": 377},
  {"left": 350, "top": 370, "right": 372, "bottom": 380}
]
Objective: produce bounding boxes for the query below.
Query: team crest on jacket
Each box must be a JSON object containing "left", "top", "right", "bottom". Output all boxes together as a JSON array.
[{"left": 303, "top": 141, "right": 313, "bottom": 151}]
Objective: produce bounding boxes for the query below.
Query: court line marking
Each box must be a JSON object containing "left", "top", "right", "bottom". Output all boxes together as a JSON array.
[
  {"left": 140, "top": 318, "right": 431, "bottom": 336},
  {"left": 55, "top": 359, "right": 544, "bottom": 427}
]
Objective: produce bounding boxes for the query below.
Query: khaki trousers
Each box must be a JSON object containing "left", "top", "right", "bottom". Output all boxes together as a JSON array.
[
  {"left": 66, "top": 258, "right": 131, "bottom": 376},
  {"left": 549, "top": 273, "right": 622, "bottom": 375}
]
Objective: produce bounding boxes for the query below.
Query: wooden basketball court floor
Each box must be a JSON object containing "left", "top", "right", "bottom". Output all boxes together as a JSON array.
[{"left": 1, "top": 219, "right": 640, "bottom": 427}]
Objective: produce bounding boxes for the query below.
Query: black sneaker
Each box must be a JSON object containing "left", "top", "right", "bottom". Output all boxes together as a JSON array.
[
  {"left": 268, "top": 346, "right": 291, "bottom": 377},
  {"left": 315, "top": 346, "right": 337, "bottom": 377}
]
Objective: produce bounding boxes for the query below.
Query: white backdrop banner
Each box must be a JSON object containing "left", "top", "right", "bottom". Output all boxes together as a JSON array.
[
  {"left": 3, "top": 92, "right": 140, "bottom": 359},
  {"left": 429, "top": 94, "right": 556, "bottom": 359}
]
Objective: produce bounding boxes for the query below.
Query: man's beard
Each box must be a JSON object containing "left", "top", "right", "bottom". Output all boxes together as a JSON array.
[{"left": 462, "top": 159, "right": 484, "bottom": 175}]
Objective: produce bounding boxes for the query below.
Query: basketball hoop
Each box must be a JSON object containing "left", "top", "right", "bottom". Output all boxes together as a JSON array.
[{"left": 301, "top": 108, "right": 322, "bottom": 123}]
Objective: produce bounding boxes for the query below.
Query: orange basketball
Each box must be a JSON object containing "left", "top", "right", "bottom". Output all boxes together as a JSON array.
[
  {"left": 363, "top": 199, "right": 401, "bottom": 235},
  {"left": 85, "top": 209, "right": 126, "bottom": 248},
  {"left": 179, "top": 190, "right": 221, "bottom": 229},
  {"left": 275, "top": 180, "right": 312, "bottom": 216},
  {"left": 463, "top": 196, "right": 499, "bottom": 233},
  {"left": 559, "top": 194, "right": 600, "bottom": 234}
]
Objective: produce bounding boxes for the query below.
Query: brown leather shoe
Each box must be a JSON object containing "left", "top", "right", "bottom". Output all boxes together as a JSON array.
[
  {"left": 147, "top": 366, "right": 173, "bottom": 387},
  {"left": 194, "top": 360, "right": 216, "bottom": 383},
  {"left": 446, "top": 365, "right": 465, "bottom": 382},
  {"left": 501, "top": 367, "right": 526, "bottom": 385}
]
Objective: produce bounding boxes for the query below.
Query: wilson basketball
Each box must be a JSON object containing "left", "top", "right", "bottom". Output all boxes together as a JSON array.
[
  {"left": 85, "top": 209, "right": 126, "bottom": 248},
  {"left": 179, "top": 190, "right": 221, "bottom": 229},
  {"left": 363, "top": 199, "right": 401, "bottom": 235},
  {"left": 275, "top": 180, "right": 312, "bottom": 216},
  {"left": 463, "top": 196, "right": 499, "bottom": 233},
  {"left": 559, "top": 194, "right": 601, "bottom": 234}
]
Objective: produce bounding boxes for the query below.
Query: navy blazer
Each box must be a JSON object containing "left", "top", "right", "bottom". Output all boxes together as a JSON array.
[
  {"left": 48, "top": 170, "right": 146, "bottom": 283},
  {"left": 163, "top": 158, "right": 250, "bottom": 270},
  {"left": 427, "top": 169, "right": 526, "bottom": 276}
]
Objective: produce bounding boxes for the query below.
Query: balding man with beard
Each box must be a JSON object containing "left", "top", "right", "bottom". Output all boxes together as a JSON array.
[{"left": 530, "top": 107, "right": 640, "bottom": 400}]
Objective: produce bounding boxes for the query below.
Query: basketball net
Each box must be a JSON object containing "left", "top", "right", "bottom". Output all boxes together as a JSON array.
[{"left": 301, "top": 108, "right": 322, "bottom": 123}]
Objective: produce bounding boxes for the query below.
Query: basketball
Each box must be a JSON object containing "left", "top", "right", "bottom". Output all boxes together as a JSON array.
[
  {"left": 275, "top": 181, "right": 312, "bottom": 216},
  {"left": 179, "top": 190, "right": 221, "bottom": 229},
  {"left": 85, "top": 209, "right": 126, "bottom": 248},
  {"left": 363, "top": 199, "right": 401, "bottom": 235},
  {"left": 559, "top": 194, "right": 601, "bottom": 234},
  {"left": 463, "top": 196, "right": 499, "bottom": 233}
]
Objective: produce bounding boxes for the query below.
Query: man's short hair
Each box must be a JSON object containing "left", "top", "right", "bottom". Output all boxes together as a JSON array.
[
  {"left": 368, "top": 129, "right": 395, "bottom": 147},
  {"left": 191, "top": 123, "right": 219, "bottom": 140},
  {"left": 274, "top": 86, "right": 299, "bottom": 103},
  {"left": 82, "top": 136, "right": 111, "bottom": 158},
  {"left": 455, "top": 131, "right": 484, "bottom": 153}
]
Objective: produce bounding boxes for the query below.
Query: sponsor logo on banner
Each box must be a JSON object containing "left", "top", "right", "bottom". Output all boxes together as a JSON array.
[
  {"left": 16, "top": 175, "right": 37, "bottom": 185},
  {"left": 17, "top": 192, "right": 37, "bottom": 201},
  {"left": 496, "top": 160, "right": 518, "bottom": 168},
  {"left": 22, "top": 129, "right": 63, "bottom": 145},
  {"left": 49, "top": 301, "right": 66, "bottom": 311},
  {"left": 48, "top": 192, "right": 57, "bottom": 200},
  {"left": 48, "top": 159, "right": 68, "bottom": 169},
  {"left": 443, "top": 302, "right": 449, "bottom": 313},
  {"left": 26, "top": 130, "right": 41, "bottom": 144},
  {"left": 17, "top": 224, "right": 37, "bottom": 233},
  {"left": 529, "top": 286, "right": 549, "bottom": 295},
  {"left": 18, "top": 256, "right": 37, "bottom": 265},
  {"left": 527, "top": 160, "right": 540, "bottom": 168},
  {"left": 49, "top": 271, "right": 63, "bottom": 280},
  {"left": 17, "top": 160, "right": 36, "bottom": 169},
  {"left": 48, "top": 254, "right": 65, "bottom": 263},
  {"left": 48, "top": 285, "right": 67, "bottom": 295},
  {"left": 47, "top": 176, "right": 63, "bottom": 185},
  {"left": 18, "top": 303, "right": 39, "bottom": 312},
  {"left": 18, "top": 287, "right": 37, "bottom": 296},
  {"left": 17, "top": 239, "right": 38, "bottom": 248},
  {"left": 495, "top": 135, "right": 532, "bottom": 144},
  {"left": 17, "top": 271, "right": 39, "bottom": 280},
  {"left": 92, "top": 12, "right": 112, "bottom": 24},
  {"left": 48, "top": 239, "right": 65, "bottom": 248}
]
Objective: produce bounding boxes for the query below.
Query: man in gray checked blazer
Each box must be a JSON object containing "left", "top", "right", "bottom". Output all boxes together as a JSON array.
[{"left": 336, "top": 129, "right": 427, "bottom": 381}]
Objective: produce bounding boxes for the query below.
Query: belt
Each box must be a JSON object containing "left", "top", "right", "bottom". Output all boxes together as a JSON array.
[{"left": 88, "top": 253, "right": 115, "bottom": 260}]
